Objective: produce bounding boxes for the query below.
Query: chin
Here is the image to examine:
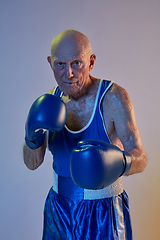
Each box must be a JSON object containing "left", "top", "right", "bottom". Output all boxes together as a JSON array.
[{"left": 62, "top": 85, "right": 83, "bottom": 96}]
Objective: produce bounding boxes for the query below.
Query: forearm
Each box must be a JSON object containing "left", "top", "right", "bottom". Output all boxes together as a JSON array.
[
  {"left": 125, "top": 148, "right": 147, "bottom": 176},
  {"left": 23, "top": 135, "right": 47, "bottom": 170}
]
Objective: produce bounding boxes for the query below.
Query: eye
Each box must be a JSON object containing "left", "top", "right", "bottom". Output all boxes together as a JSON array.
[
  {"left": 74, "top": 61, "right": 79, "bottom": 65},
  {"left": 58, "top": 62, "right": 63, "bottom": 66},
  {"left": 72, "top": 61, "right": 81, "bottom": 68},
  {"left": 56, "top": 62, "right": 65, "bottom": 69}
]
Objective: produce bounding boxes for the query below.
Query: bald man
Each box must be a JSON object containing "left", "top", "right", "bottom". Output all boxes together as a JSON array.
[{"left": 23, "top": 30, "right": 147, "bottom": 239}]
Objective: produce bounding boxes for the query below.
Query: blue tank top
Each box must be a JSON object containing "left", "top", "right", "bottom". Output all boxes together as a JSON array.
[{"left": 48, "top": 79, "right": 113, "bottom": 178}]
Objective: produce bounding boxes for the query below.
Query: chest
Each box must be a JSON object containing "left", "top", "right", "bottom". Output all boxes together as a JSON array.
[
  {"left": 65, "top": 94, "right": 114, "bottom": 137},
  {"left": 66, "top": 95, "right": 96, "bottom": 131}
]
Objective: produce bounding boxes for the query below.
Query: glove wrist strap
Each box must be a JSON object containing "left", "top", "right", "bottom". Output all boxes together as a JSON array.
[
  {"left": 25, "top": 132, "right": 45, "bottom": 149},
  {"left": 121, "top": 151, "right": 132, "bottom": 176}
]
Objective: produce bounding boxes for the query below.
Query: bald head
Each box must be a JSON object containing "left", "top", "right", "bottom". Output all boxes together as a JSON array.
[{"left": 50, "top": 30, "right": 92, "bottom": 63}]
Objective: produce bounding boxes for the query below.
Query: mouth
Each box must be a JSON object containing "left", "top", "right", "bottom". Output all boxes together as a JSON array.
[{"left": 64, "top": 81, "right": 78, "bottom": 85}]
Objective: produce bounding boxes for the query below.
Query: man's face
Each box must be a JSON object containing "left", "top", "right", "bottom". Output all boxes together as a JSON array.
[{"left": 50, "top": 38, "right": 93, "bottom": 97}]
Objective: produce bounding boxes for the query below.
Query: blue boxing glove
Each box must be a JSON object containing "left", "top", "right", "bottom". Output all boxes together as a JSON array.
[
  {"left": 70, "top": 139, "right": 132, "bottom": 189},
  {"left": 25, "top": 94, "right": 67, "bottom": 149}
]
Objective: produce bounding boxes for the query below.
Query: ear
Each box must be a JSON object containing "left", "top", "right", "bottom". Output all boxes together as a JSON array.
[
  {"left": 89, "top": 54, "right": 96, "bottom": 71},
  {"left": 47, "top": 56, "right": 52, "bottom": 68}
]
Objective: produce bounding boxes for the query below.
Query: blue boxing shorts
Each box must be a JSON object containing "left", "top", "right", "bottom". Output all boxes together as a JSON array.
[{"left": 42, "top": 172, "right": 132, "bottom": 240}]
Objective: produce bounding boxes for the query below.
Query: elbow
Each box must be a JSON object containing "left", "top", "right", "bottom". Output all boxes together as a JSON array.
[
  {"left": 125, "top": 151, "right": 147, "bottom": 176},
  {"left": 24, "top": 158, "right": 44, "bottom": 170},
  {"left": 139, "top": 153, "right": 147, "bottom": 173},
  {"left": 135, "top": 152, "right": 147, "bottom": 174},
  {"left": 24, "top": 159, "right": 37, "bottom": 170}
]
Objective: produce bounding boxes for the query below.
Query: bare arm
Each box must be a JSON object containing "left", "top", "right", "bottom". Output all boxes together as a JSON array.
[
  {"left": 103, "top": 83, "right": 147, "bottom": 175},
  {"left": 23, "top": 134, "right": 47, "bottom": 170}
]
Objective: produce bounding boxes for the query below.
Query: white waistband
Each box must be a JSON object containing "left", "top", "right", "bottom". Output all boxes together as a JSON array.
[
  {"left": 52, "top": 171, "right": 123, "bottom": 200},
  {"left": 84, "top": 178, "right": 123, "bottom": 200}
]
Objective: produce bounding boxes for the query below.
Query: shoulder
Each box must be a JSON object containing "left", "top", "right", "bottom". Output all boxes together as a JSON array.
[
  {"left": 45, "top": 87, "right": 55, "bottom": 95},
  {"left": 106, "top": 83, "right": 130, "bottom": 101},
  {"left": 103, "top": 83, "right": 134, "bottom": 117},
  {"left": 105, "top": 83, "right": 132, "bottom": 105}
]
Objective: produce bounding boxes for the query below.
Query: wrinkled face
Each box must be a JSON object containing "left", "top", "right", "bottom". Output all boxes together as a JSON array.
[{"left": 50, "top": 37, "right": 93, "bottom": 97}]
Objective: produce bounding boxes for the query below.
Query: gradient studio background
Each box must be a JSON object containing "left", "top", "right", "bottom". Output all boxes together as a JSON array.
[{"left": 0, "top": 0, "right": 160, "bottom": 239}]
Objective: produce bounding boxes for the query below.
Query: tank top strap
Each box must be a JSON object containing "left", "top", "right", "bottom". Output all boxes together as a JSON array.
[
  {"left": 97, "top": 79, "right": 113, "bottom": 114},
  {"left": 53, "top": 86, "right": 62, "bottom": 97},
  {"left": 99, "top": 79, "right": 113, "bottom": 102}
]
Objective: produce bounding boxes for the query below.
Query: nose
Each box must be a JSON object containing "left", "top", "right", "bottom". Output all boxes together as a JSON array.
[{"left": 65, "top": 64, "right": 74, "bottom": 79}]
